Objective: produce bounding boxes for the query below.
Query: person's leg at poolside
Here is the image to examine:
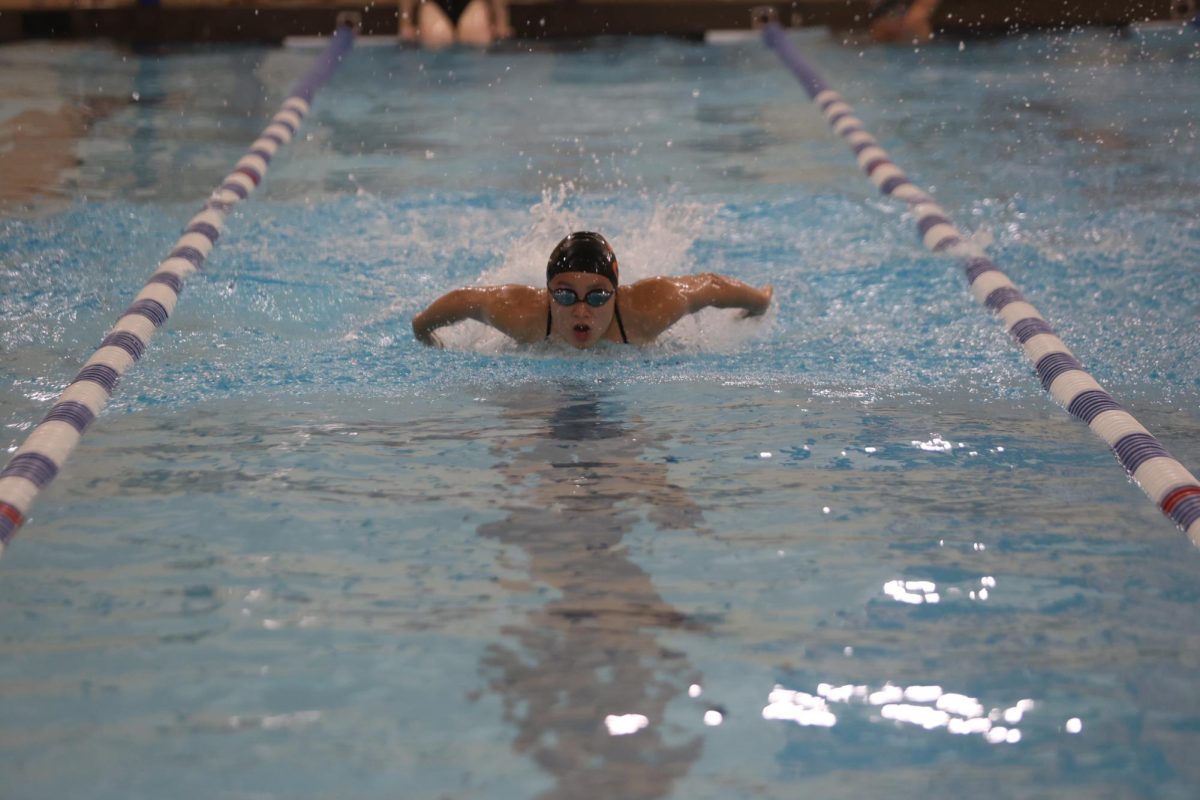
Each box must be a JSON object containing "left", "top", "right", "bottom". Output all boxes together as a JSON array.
[
  {"left": 455, "top": 0, "right": 493, "bottom": 47},
  {"left": 901, "top": 0, "right": 939, "bottom": 40},
  {"left": 417, "top": 1, "right": 456, "bottom": 48}
]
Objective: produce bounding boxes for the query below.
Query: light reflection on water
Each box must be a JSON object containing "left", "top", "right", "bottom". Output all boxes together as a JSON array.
[
  {"left": 476, "top": 383, "right": 705, "bottom": 799},
  {"left": 882, "top": 575, "right": 997, "bottom": 605},
  {"left": 763, "top": 682, "right": 1040, "bottom": 745}
]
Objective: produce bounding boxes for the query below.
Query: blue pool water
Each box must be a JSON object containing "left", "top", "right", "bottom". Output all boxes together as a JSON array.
[{"left": 2, "top": 25, "right": 1200, "bottom": 799}]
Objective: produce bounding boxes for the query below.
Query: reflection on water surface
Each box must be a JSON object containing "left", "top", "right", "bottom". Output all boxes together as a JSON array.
[{"left": 479, "top": 383, "right": 706, "bottom": 799}]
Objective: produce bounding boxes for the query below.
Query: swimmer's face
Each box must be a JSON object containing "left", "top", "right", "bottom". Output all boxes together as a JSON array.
[{"left": 547, "top": 272, "right": 617, "bottom": 349}]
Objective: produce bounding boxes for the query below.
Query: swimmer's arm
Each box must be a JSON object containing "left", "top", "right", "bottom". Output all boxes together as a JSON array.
[
  {"left": 679, "top": 273, "right": 774, "bottom": 318},
  {"left": 412, "top": 285, "right": 545, "bottom": 346},
  {"left": 622, "top": 274, "right": 773, "bottom": 341}
]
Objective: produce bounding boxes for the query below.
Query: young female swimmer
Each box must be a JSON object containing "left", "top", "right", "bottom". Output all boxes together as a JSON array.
[{"left": 412, "top": 231, "right": 773, "bottom": 348}]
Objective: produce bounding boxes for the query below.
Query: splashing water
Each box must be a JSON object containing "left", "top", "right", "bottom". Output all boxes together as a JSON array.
[{"left": 410, "top": 184, "right": 775, "bottom": 354}]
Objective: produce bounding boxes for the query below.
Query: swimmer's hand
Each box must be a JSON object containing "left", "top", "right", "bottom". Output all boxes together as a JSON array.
[
  {"left": 415, "top": 329, "right": 443, "bottom": 349},
  {"left": 738, "top": 285, "right": 773, "bottom": 319},
  {"left": 412, "top": 317, "right": 444, "bottom": 348}
]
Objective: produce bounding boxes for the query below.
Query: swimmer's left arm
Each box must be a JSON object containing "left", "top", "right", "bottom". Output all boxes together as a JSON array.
[
  {"left": 623, "top": 273, "right": 772, "bottom": 341},
  {"left": 677, "top": 273, "right": 773, "bottom": 318}
]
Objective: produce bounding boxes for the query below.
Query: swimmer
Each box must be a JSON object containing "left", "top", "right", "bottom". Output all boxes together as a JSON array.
[
  {"left": 412, "top": 231, "right": 773, "bottom": 349},
  {"left": 399, "top": 0, "right": 513, "bottom": 48}
]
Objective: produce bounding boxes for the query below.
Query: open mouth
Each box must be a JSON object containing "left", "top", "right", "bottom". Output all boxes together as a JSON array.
[{"left": 572, "top": 323, "right": 591, "bottom": 343}]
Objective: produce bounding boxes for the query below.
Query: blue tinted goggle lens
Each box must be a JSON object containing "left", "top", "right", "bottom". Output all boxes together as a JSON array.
[{"left": 551, "top": 288, "right": 613, "bottom": 307}]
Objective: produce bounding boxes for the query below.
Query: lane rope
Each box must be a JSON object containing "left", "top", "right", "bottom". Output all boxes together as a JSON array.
[
  {"left": 762, "top": 22, "right": 1200, "bottom": 544},
  {"left": 0, "top": 24, "right": 356, "bottom": 560}
]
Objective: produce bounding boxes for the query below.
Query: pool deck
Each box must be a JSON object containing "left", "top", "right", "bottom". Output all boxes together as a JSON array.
[{"left": 0, "top": 0, "right": 1184, "bottom": 44}]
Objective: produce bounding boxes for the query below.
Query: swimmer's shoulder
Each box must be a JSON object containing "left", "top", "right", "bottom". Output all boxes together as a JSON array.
[
  {"left": 620, "top": 276, "right": 688, "bottom": 306},
  {"left": 479, "top": 283, "right": 546, "bottom": 343},
  {"left": 485, "top": 283, "right": 544, "bottom": 303},
  {"left": 618, "top": 277, "right": 690, "bottom": 342}
]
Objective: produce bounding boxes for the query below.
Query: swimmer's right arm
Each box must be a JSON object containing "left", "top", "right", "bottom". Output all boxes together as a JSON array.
[{"left": 412, "top": 285, "right": 545, "bottom": 346}]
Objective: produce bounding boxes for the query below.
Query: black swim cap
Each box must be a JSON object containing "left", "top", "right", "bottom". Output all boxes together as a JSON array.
[{"left": 546, "top": 231, "right": 619, "bottom": 288}]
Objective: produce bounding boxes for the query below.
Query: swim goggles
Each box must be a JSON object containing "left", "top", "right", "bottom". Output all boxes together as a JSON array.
[{"left": 550, "top": 287, "right": 614, "bottom": 307}]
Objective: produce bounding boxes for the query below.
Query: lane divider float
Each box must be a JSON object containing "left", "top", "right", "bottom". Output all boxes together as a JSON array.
[
  {"left": 0, "top": 23, "right": 357, "bottom": 560},
  {"left": 762, "top": 22, "right": 1200, "bottom": 544}
]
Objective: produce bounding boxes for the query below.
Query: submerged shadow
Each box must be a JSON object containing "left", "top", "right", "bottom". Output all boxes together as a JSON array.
[{"left": 477, "top": 381, "right": 708, "bottom": 800}]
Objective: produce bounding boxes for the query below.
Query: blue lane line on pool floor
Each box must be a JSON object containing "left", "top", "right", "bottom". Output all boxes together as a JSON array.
[
  {"left": 762, "top": 22, "right": 1200, "bottom": 544},
  {"left": 0, "top": 24, "right": 357, "bottom": 559}
]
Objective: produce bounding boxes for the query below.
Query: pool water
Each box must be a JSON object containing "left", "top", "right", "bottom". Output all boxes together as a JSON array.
[{"left": 2, "top": 26, "right": 1200, "bottom": 799}]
